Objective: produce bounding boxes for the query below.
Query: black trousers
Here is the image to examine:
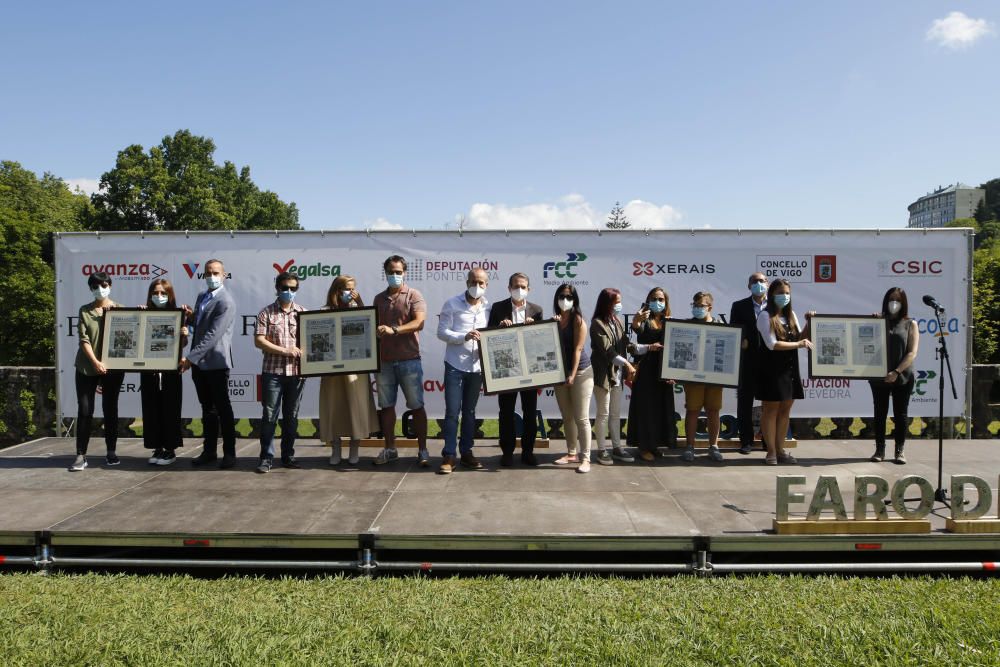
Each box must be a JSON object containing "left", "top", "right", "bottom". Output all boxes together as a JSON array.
[
  {"left": 75, "top": 370, "right": 125, "bottom": 455},
  {"left": 191, "top": 366, "right": 237, "bottom": 457},
  {"left": 140, "top": 372, "right": 183, "bottom": 452},
  {"left": 735, "top": 354, "right": 758, "bottom": 447},
  {"left": 870, "top": 380, "right": 914, "bottom": 447},
  {"left": 498, "top": 389, "right": 538, "bottom": 456}
]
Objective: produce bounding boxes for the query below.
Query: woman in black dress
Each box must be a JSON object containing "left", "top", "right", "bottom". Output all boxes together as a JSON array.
[
  {"left": 868, "top": 287, "right": 919, "bottom": 464},
  {"left": 141, "top": 278, "right": 188, "bottom": 465},
  {"left": 755, "top": 279, "right": 813, "bottom": 465},
  {"left": 626, "top": 286, "right": 677, "bottom": 461}
]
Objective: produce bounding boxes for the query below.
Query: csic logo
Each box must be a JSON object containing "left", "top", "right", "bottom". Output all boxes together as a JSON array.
[
  {"left": 878, "top": 259, "right": 944, "bottom": 277},
  {"left": 273, "top": 258, "right": 340, "bottom": 281},
  {"left": 757, "top": 255, "right": 836, "bottom": 284},
  {"left": 632, "top": 261, "right": 716, "bottom": 276},
  {"left": 543, "top": 253, "right": 587, "bottom": 279},
  {"left": 183, "top": 262, "right": 233, "bottom": 280},
  {"left": 82, "top": 262, "right": 167, "bottom": 281}
]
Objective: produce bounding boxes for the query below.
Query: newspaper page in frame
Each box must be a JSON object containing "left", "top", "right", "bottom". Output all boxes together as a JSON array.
[
  {"left": 479, "top": 321, "right": 566, "bottom": 394},
  {"left": 340, "top": 315, "right": 372, "bottom": 361},
  {"left": 667, "top": 327, "right": 701, "bottom": 371},
  {"left": 661, "top": 320, "right": 743, "bottom": 386},
  {"left": 808, "top": 315, "right": 887, "bottom": 379},
  {"left": 144, "top": 315, "right": 178, "bottom": 359},
  {"left": 298, "top": 308, "right": 379, "bottom": 376},
  {"left": 851, "top": 321, "right": 883, "bottom": 368},
  {"left": 486, "top": 330, "right": 524, "bottom": 380},
  {"left": 703, "top": 326, "right": 740, "bottom": 376},
  {"left": 107, "top": 312, "right": 140, "bottom": 360},
  {"left": 305, "top": 316, "right": 337, "bottom": 364},
  {"left": 815, "top": 320, "right": 847, "bottom": 366},
  {"left": 101, "top": 309, "right": 183, "bottom": 371}
]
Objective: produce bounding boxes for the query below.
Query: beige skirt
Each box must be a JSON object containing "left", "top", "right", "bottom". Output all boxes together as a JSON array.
[{"left": 318, "top": 373, "right": 379, "bottom": 442}]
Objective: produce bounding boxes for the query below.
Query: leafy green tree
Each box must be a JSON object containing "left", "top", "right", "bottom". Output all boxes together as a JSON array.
[
  {"left": 89, "top": 130, "right": 300, "bottom": 231},
  {"left": 977, "top": 178, "right": 1000, "bottom": 223},
  {"left": 605, "top": 201, "right": 630, "bottom": 229},
  {"left": 0, "top": 161, "right": 90, "bottom": 365},
  {"left": 972, "top": 245, "right": 1000, "bottom": 364}
]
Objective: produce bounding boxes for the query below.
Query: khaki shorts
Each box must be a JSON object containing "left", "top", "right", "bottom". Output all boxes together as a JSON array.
[{"left": 685, "top": 383, "right": 723, "bottom": 411}]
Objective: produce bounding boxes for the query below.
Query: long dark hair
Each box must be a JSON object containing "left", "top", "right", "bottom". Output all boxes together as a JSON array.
[
  {"left": 554, "top": 284, "right": 584, "bottom": 344},
  {"left": 146, "top": 278, "right": 177, "bottom": 308},
  {"left": 644, "top": 286, "right": 669, "bottom": 330},
  {"left": 766, "top": 279, "right": 798, "bottom": 341},
  {"left": 592, "top": 287, "right": 621, "bottom": 324},
  {"left": 881, "top": 287, "right": 908, "bottom": 322}
]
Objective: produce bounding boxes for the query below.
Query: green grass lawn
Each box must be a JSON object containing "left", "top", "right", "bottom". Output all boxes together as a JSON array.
[{"left": 1, "top": 573, "right": 998, "bottom": 665}]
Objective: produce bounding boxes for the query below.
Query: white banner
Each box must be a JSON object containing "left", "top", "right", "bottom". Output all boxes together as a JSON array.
[{"left": 55, "top": 229, "right": 971, "bottom": 422}]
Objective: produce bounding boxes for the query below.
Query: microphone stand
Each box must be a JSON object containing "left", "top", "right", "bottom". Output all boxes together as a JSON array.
[{"left": 930, "top": 303, "right": 959, "bottom": 505}]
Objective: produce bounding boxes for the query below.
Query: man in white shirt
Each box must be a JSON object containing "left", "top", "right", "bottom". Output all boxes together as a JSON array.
[{"left": 436, "top": 268, "right": 490, "bottom": 474}]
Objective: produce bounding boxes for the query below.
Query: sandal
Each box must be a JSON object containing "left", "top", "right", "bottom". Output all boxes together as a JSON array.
[
  {"left": 554, "top": 454, "right": 579, "bottom": 465},
  {"left": 764, "top": 455, "right": 778, "bottom": 466},
  {"left": 639, "top": 450, "right": 656, "bottom": 462}
]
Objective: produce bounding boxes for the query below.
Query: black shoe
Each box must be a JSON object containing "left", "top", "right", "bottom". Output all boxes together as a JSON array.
[
  {"left": 219, "top": 454, "right": 237, "bottom": 469},
  {"left": 156, "top": 450, "right": 176, "bottom": 466},
  {"left": 256, "top": 458, "right": 272, "bottom": 474},
  {"left": 738, "top": 442, "right": 753, "bottom": 455},
  {"left": 521, "top": 452, "right": 539, "bottom": 467},
  {"left": 281, "top": 458, "right": 302, "bottom": 469},
  {"left": 871, "top": 443, "right": 886, "bottom": 463},
  {"left": 893, "top": 445, "right": 906, "bottom": 465},
  {"left": 192, "top": 452, "right": 218, "bottom": 467},
  {"left": 500, "top": 453, "right": 514, "bottom": 467},
  {"left": 105, "top": 453, "right": 120, "bottom": 466}
]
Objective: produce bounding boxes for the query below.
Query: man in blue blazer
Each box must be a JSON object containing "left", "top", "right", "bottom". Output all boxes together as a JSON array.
[{"left": 181, "top": 258, "right": 238, "bottom": 468}]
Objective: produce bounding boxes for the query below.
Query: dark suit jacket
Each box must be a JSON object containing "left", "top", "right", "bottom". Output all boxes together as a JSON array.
[
  {"left": 487, "top": 298, "right": 542, "bottom": 329},
  {"left": 187, "top": 286, "right": 236, "bottom": 370},
  {"left": 729, "top": 295, "right": 764, "bottom": 363}
]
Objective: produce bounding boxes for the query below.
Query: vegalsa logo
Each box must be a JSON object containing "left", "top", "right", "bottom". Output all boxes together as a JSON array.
[
  {"left": 543, "top": 253, "right": 587, "bottom": 279},
  {"left": 183, "top": 262, "right": 233, "bottom": 280},
  {"left": 81, "top": 263, "right": 167, "bottom": 280},
  {"left": 632, "top": 261, "right": 716, "bottom": 276},
  {"left": 878, "top": 259, "right": 944, "bottom": 277},
  {"left": 273, "top": 259, "right": 340, "bottom": 281}
]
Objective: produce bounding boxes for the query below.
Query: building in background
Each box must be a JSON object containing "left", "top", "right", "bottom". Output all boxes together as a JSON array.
[{"left": 907, "top": 183, "right": 985, "bottom": 228}]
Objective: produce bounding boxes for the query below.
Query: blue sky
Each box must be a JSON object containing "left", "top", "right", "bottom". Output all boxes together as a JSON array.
[{"left": 1, "top": 1, "right": 997, "bottom": 230}]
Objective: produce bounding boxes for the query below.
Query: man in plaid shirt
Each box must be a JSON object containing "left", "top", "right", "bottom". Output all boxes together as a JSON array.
[{"left": 253, "top": 271, "right": 306, "bottom": 473}]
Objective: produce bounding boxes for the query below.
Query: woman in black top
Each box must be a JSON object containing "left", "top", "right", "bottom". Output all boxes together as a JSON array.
[
  {"left": 868, "top": 287, "right": 919, "bottom": 464},
  {"left": 141, "top": 278, "right": 188, "bottom": 466},
  {"left": 626, "top": 287, "right": 677, "bottom": 461}
]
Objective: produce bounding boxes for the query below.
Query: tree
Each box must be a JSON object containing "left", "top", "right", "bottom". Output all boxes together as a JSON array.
[
  {"left": 605, "top": 201, "right": 630, "bottom": 229},
  {"left": 977, "top": 178, "right": 1000, "bottom": 223},
  {"left": 88, "top": 130, "right": 300, "bottom": 231},
  {"left": 0, "top": 161, "right": 90, "bottom": 365}
]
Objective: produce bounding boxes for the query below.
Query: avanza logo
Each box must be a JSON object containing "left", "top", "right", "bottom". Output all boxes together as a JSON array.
[
  {"left": 81, "top": 263, "right": 167, "bottom": 280},
  {"left": 543, "top": 252, "right": 588, "bottom": 279},
  {"left": 274, "top": 259, "right": 341, "bottom": 281}
]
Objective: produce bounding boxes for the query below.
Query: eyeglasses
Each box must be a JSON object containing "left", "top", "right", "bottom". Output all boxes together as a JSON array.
[{"left": 279, "top": 285, "right": 299, "bottom": 292}]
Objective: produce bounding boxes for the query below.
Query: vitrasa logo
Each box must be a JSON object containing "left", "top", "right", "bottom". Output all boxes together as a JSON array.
[
  {"left": 81, "top": 263, "right": 167, "bottom": 281},
  {"left": 632, "top": 261, "right": 716, "bottom": 276},
  {"left": 182, "top": 263, "right": 233, "bottom": 280},
  {"left": 273, "top": 259, "right": 340, "bottom": 281}
]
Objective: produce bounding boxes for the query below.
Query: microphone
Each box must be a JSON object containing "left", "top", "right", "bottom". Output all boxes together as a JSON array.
[{"left": 922, "top": 295, "right": 944, "bottom": 312}]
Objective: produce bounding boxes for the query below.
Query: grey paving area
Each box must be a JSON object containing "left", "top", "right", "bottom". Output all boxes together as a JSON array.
[{"left": 1, "top": 437, "right": 997, "bottom": 536}]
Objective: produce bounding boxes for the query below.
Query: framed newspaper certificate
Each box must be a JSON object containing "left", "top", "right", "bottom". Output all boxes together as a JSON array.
[
  {"left": 297, "top": 307, "right": 380, "bottom": 377},
  {"left": 659, "top": 319, "right": 743, "bottom": 387},
  {"left": 99, "top": 307, "right": 184, "bottom": 372},
  {"left": 477, "top": 320, "right": 566, "bottom": 395},
  {"left": 808, "top": 314, "right": 887, "bottom": 379}
]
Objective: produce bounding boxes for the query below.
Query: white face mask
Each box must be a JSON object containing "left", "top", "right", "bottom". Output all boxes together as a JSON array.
[
  {"left": 151, "top": 294, "right": 168, "bottom": 308},
  {"left": 559, "top": 298, "right": 574, "bottom": 312},
  {"left": 887, "top": 300, "right": 902, "bottom": 315},
  {"left": 467, "top": 284, "right": 485, "bottom": 300},
  {"left": 91, "top": 286, "right": 111, "bottom": 300},
  {"left": 205, "top": 275, "right": 223, "bottom": 290},
  {"left": 510, "top": 287, "right": 528, "bottom": 302}
]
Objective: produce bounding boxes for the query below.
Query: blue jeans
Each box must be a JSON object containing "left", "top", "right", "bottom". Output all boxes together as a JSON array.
[
  {"left": 441, "top": 362, "right": 482, "bottom": 457},
  {"left": 260, "top": 373, "right": 306, "bottom": 461},
  {"left": 376, "top": 358, "right": 424, "bottom": 410}
]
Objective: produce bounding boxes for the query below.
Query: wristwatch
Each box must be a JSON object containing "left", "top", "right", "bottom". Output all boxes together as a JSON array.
[{"left": 391, "top": 325, "right": 399, "bottom": 335}]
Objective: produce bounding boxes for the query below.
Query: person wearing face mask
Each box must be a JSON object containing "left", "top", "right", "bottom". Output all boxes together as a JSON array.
[
  {"left": 590, "top": 287, "right": 636, "bottom": 466},
  {"left": 487, "top": 273, "right": 544, "bottom": 466},
  {"left": 626, "top": 286, "right": 677, "bottom": 461},
  {"left": 373, "top": 255, "right": 429, "bottom": 466},
  {"left": 729, "top": 272, "right": 769, "bottom": 455},
  {"left": 755, "top": 279, "right": 814, "bottom": 466},
  {"left": 436, "top": 268, "right": 491, "bottom": 473},
  {"left": 140, "top": 279, "right": 188, "bottom": 466},
  {"left": 252, "top": 271, "right": 307, "bottom": 473},
  {"left": 681, "top": 292, "right": 725, "bottom": 462},
  {"left": 69, "top": 271, "right": 126, "bottom": 471},
  {"left": 319, "top": 274, "right": 379, "bottom": 467},
  {"left": 868, "top": 288, "right": 919, "bottom": 464},
  {"left": 551, "top": 284, "right": 595, "bottom": 473},
  {"left": 181, "top": 258, "right": 238, "bottom": 469}
]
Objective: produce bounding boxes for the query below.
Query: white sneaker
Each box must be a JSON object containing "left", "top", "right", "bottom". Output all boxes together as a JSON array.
[
  {"left": 348, "top": 442, "right": 360, "bottom": 465},
  {"left": 329, "top": 442, "right": 342, "bottom": 466},
  {"left": 68, "top": 455, "right": 87, "bottom": 472}
]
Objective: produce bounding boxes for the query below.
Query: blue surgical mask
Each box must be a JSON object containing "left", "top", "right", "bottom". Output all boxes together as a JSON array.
[
  {"left": 205, "top": 275, "right": 223, "bottom": 290},
  {"left": 751, "top": 282, "right": 767, "bottom": 296},
  {"left": 341, "top": 290, "right": 354, "bottom": 303},
  {"left": 387, "top": 274, "right": 403, "bottom": 288},
  {"left": 151, "top": 294, "right": 168, "bottom": 308},
  {"left": 773, "top": 293, "right": 791, "bottom": 309},
  {"left": 277, "top": 289, "right": 296, "bottom": 304},
  {"left": 648, "top": 301, "right": 665, "bottom": 314},
  {"left": 692, "top": 306, "right": 707, "bottom": 319},
  {"left": 613, "top": 303, "right": 623, "bottom": 315}
]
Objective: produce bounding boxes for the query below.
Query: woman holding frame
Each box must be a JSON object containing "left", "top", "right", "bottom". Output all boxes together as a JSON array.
[
  {"left": 590, "top": 287, "right": 636, "bottom": 465},
  {"left": 551, "top": 284, "right": 595, "bottom": 473},
  {"left": 141, "top": 278, "right": 188, "bottom": 465},
  {"left": 755, "top": 279, "right": 813, "bottom": 466},
  {"left": 318, "top": 275, "right": 379, "bottom": 466},
  {"left": 868, "top": 287, "right": 919, "bottom": 464},
  {"left": 626, "top": 286, "right": 677, "bottom": 462}
]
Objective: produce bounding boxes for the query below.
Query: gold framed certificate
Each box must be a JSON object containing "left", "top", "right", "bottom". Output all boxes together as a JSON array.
[
  {"left": 99, "top": 307, "right": 184, "bottom": 372},
  {"left": 659, "top": 319, "right": 744, "bottom": 388},
  {"left": 477, "top": 320, "right": 567, "bottom": 395},
  {"left": 297, "top": 307, "right": 380, "bottom": 377},
  {"left": 808, "top": 314, "right": 888, "bottom": 379}
]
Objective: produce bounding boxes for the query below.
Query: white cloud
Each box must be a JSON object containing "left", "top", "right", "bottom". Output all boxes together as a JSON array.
[
  {"left": 365, "top": 217, "right": 404, "bottom": 230},
  {"left": 65, "top": 177, "right": 101, "bottom": 196},
  {"left": 926, "top": 11, "right": 994, "bottom": 49},
  {"left": 457, "top": 194, "right": 682, "bottom": 231}
]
